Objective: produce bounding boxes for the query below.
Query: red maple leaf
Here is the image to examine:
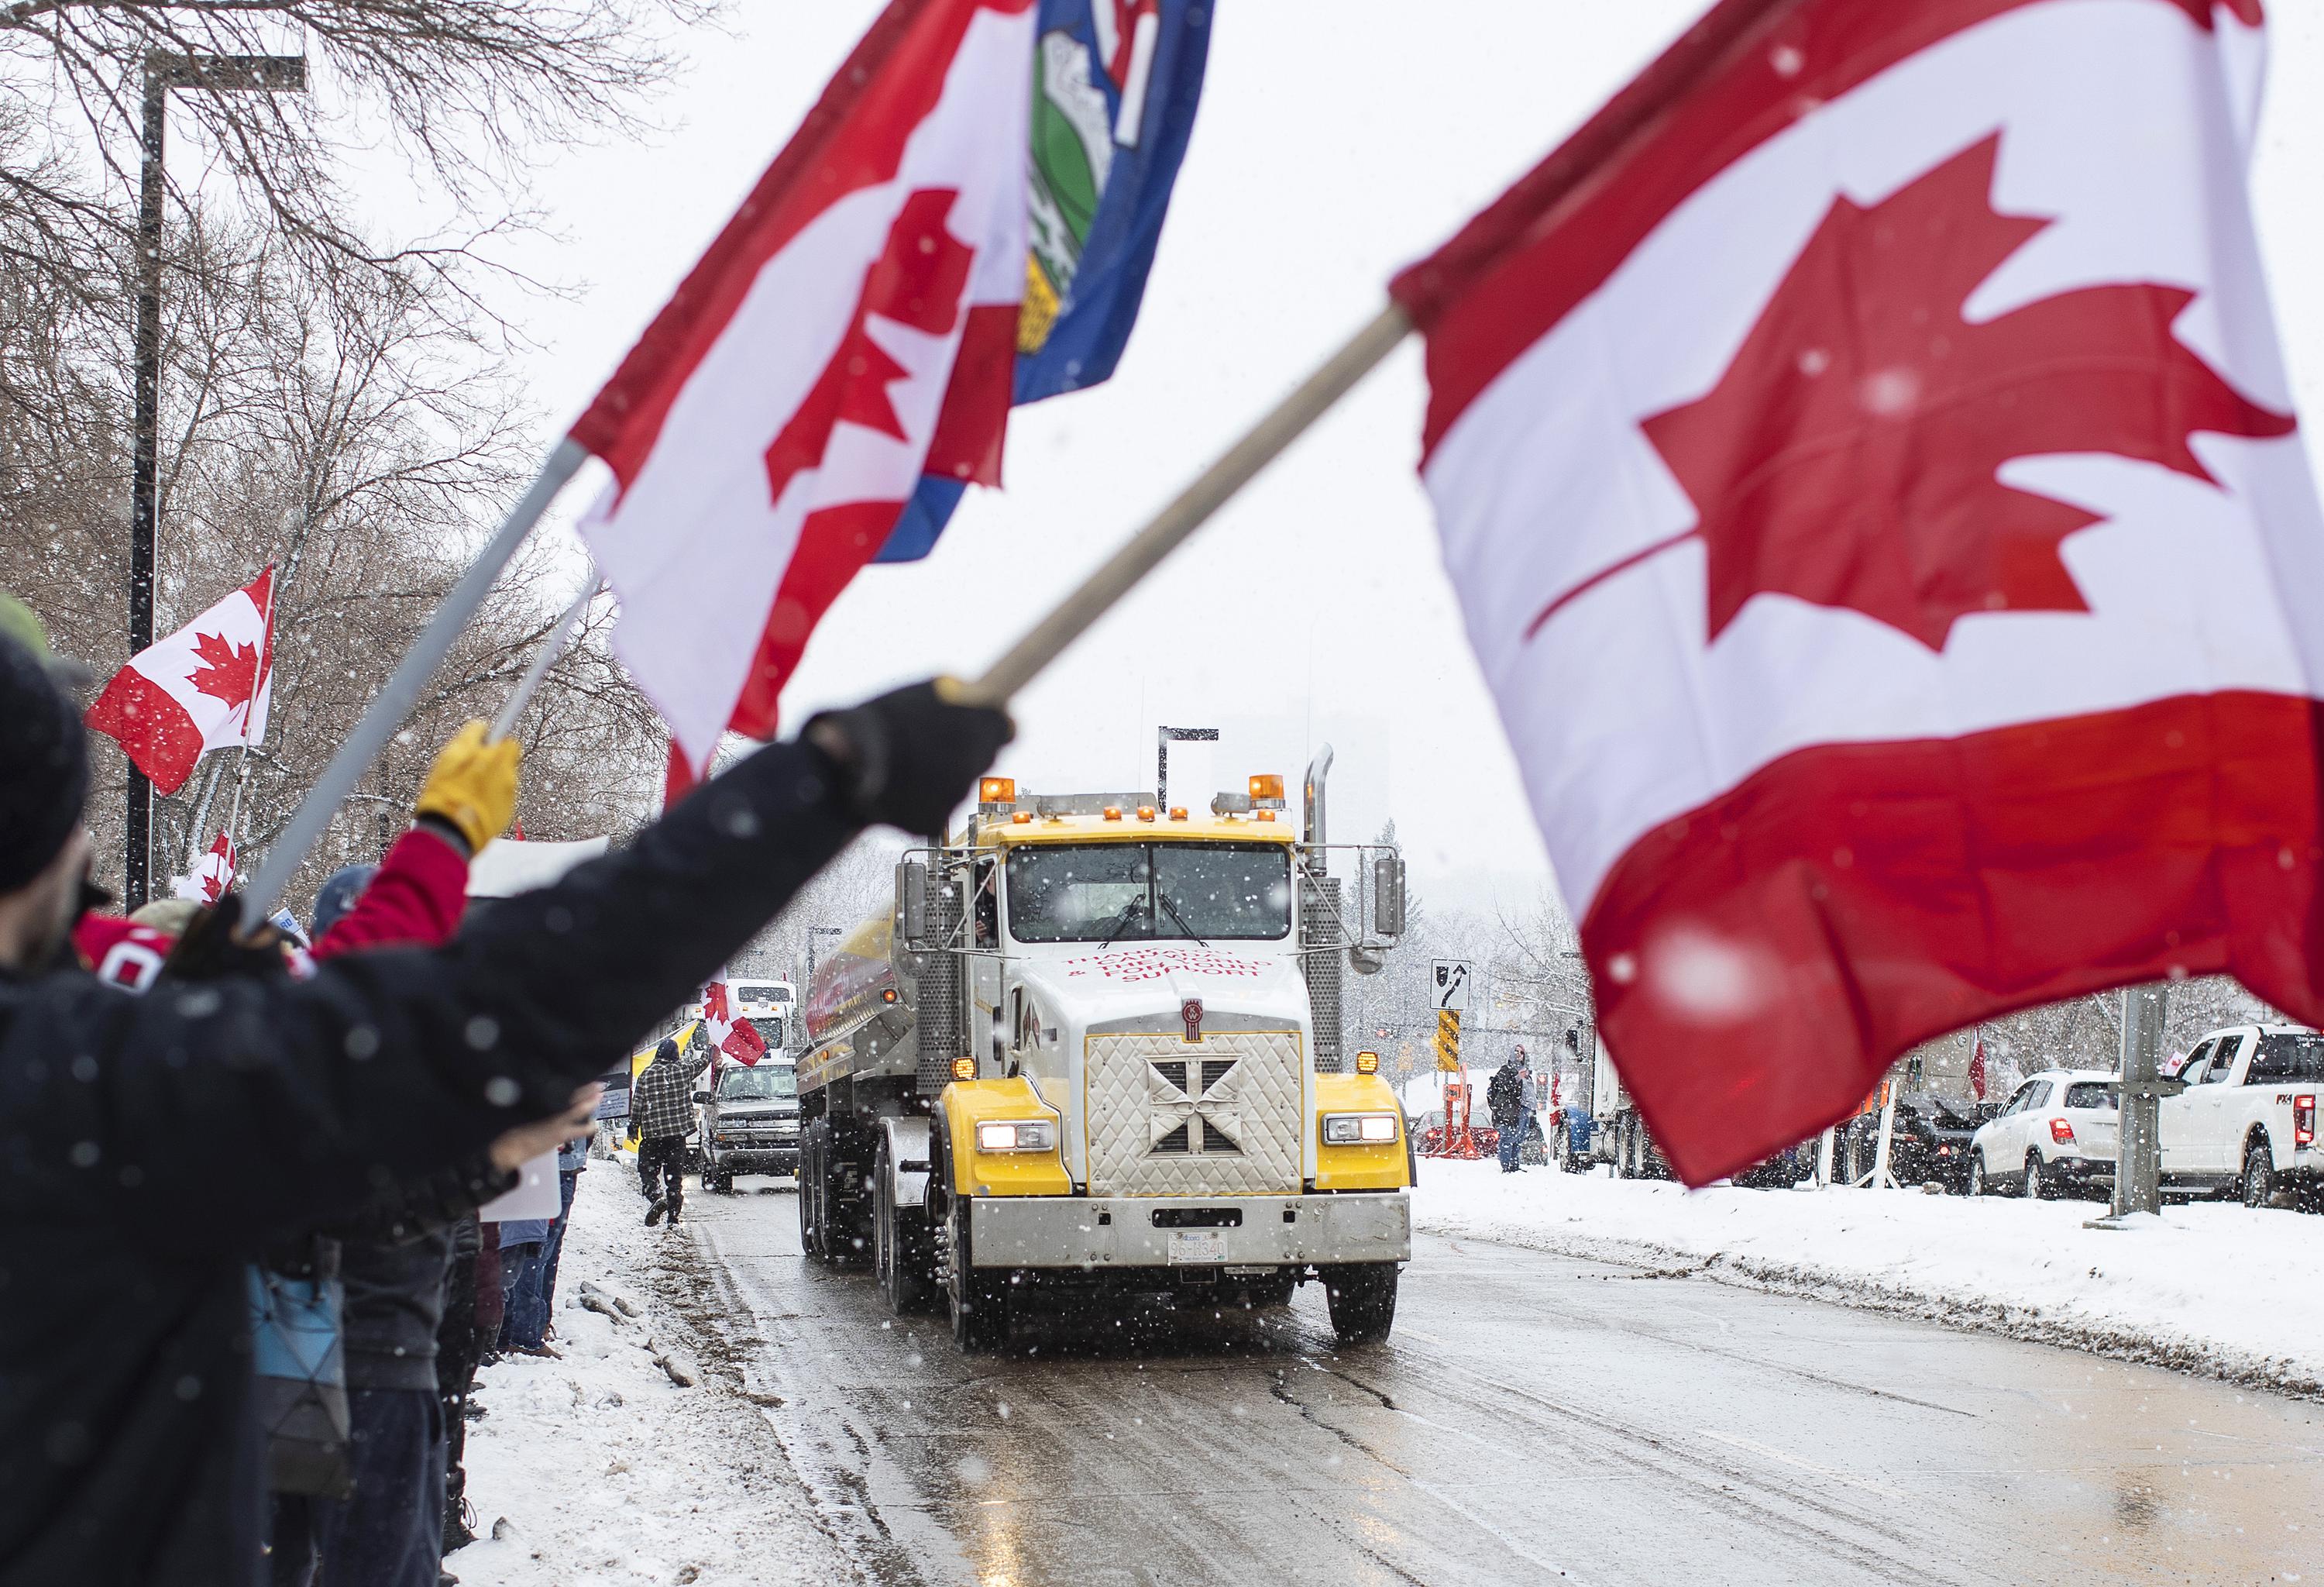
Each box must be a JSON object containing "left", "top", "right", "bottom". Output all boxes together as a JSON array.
[
  {"left": 186, "top": 628, "right": 262, "bottom": 709},
  {"left": 1616, "top": 135, "right": 2295, "bottom": 652},
  {"left": 764, "top": 187, "right": 975, "bottom": 508}
]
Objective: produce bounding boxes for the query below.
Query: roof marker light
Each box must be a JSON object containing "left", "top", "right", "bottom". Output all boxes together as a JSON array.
[
  {"left": 979, "top": 777, "right": 1016, "bottom": 804},
  {"left": 1102, "top": 805, "right": 1123, "bottom": 821},
  {"left": 1137, "top": 805, "right": 1157, "bottom": 821},
  {"left": 1169, "top": 806, "right": 1188, "bottom": 821}
]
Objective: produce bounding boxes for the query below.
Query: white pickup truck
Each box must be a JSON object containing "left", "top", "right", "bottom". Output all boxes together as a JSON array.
[{"left": 2161, "top": 1024, "right": 2324, "bottom": 1207}]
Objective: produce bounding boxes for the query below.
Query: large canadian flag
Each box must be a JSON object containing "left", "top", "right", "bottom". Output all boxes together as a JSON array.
[
  {"left": 701, "top": 981, "right": 769, "bottom": 1067},
  {"left": 1391, "top": 0, "right": 2319, "bottom": 1183},
  {"left": 572, "top": 0, "right": 1033, "bottom": 782},
  {"left": 85, "top": 566, "right": 276, "bottom": 795}
]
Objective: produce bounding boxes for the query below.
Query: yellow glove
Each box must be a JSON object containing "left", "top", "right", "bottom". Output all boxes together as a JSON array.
[{"left": 414, "top": 721, "right": 521, "bottom": 855}]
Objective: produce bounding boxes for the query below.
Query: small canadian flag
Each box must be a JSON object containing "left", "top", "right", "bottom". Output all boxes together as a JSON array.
[
  {"left": 172, "top": 831, "right": 238, "bottom": 905},
  {"left": 700, "top": 981, "right": 769, "bottom": 1067},
  {"left": 86, "top": 567, "right": 276, "bottom": 795}
]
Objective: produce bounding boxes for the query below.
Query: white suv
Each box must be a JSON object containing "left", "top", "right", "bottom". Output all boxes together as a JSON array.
[{"left": 1968, "top": 1069, "right": 2119, "bottom": 1200}]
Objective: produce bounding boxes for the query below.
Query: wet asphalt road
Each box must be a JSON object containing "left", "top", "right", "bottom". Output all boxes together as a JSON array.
[{"left": 671, "top": 1177, "right": 2324, "bottom": 1586}]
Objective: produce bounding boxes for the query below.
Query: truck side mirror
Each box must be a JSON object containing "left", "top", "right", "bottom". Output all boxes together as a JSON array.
[
  {"left": 1372, "top": 852, "right": 1406, "bottom": 939},
  {"left": 899, "top": 858, "right": 930, "bottom": 947},
  {"left": 693, "top": 1090, "right": 712, "bottom": 1105}
]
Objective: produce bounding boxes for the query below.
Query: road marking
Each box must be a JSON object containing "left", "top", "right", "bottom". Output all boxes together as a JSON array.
[{"left": 1697, "top": 1430, "right": 1909, "bottom": 1502}]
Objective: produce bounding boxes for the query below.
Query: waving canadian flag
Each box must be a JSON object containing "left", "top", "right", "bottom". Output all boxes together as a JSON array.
[
  {"left": 573, "top": 0, "right": 1033, "bottom": 782},
  {"left": 171, "top": 831, "right": 238, "bottom": 906},
  {"left": 85, "top": 567, "right": 276, "bottom": 795},
  {"left": 700, "top": 981, "right": 769, "bottom": 1068},
  {"left": 1393, "top": 0, "right": 2319, "bottom": 1183}
]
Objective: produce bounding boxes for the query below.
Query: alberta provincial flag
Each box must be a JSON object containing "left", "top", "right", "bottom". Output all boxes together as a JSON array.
[
  {"left": 877, "top": 0, "right": 1213, "bottom": 563},
  {"left": 1392, "top": 0, "right": 2319, "bottom": 1183}
]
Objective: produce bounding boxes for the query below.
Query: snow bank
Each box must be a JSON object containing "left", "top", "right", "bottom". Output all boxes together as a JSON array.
[
  {"left": 1415, "top": 1158, "right": 2324, "bottom": 1396},
  {"left": 448, "top": 1167, "right": 856, "bottom": 1586}
]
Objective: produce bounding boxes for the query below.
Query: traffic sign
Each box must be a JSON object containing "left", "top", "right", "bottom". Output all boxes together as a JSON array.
[{"left": 1432, "top": 959, "right": 1472, "bottom": 1013}]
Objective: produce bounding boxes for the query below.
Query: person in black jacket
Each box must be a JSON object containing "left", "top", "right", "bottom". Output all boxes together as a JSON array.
[{"left": 0, "top": 630, "right": 1010, "bottom": 1587}]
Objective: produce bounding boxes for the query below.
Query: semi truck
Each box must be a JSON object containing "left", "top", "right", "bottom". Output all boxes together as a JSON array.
[{"left": 796, "top": 747, "right": 1413, "bottom": 1351}]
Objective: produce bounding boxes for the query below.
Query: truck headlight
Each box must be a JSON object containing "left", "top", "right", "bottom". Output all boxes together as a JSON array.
[
  {"left": 975, "top": 1119, "right": 1056, "bottom": 1153},
  {"left": 1322, "top": 1113, "right": 1398, "bottom": 1145}
]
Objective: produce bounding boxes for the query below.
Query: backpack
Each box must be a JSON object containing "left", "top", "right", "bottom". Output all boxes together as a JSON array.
[
  {"left": 1487, "top": 1066, "right": 1521, "bottom": 1123},
  {"left": 247, "top": 1239, "right": 352, "bottom": 1498}
]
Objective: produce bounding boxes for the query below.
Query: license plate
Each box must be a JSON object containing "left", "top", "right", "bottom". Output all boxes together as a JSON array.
[{"left": 1169, "top": 1230, "right": 1227, "bottom": 1265}]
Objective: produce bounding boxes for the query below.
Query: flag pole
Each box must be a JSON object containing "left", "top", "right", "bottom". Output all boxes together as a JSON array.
[
  {"left": 239, "top": 439, "right": 591, "bottom": 920},
  {"left": 960, "top": 303, "right": 1410, "bottom": 706},
  {"left": 490, "top": 579, "right": 600, "bottom": 742}
]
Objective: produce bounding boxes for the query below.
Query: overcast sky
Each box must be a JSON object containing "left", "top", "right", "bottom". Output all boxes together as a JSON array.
[{"left": 401, "top": 1, "right": 2324, "bottom": 915}]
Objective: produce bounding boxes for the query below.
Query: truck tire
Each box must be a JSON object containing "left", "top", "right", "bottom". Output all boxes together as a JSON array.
[
  {"left": 796, "top": 1164, "right": 821, "bottom": 1258},
  {"left": 932, "top": 1131, "right": 1010, "bottom": 1351},
  {"left": 875, "top": 1136, "right": 931, "bottom": 1316},
  {"left": 2243, "top": 1138, "right": 2278, "bottom": 1210},
  {"left": 1613, "top": 1118, "right": 1632, "bottom": 1179},
  {"left": 1323, "top": 1263, "right": 1399, "bottom": 1344}
]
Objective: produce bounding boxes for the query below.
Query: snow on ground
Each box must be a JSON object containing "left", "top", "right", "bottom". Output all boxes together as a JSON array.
[
  {"left": 1415, "top": 1157, "right": 2324, "bottom": 1397},
  {"left": 447, "top": 1161, "right": 858, "bottom": 1587}
]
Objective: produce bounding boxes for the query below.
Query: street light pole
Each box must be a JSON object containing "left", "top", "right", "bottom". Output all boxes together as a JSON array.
[
  {"left": 123, "top": 50, "right": 306, "bottom": 909},
  {"left": 2111, "top": 983, "right": 2171, "bottom": 1218}
]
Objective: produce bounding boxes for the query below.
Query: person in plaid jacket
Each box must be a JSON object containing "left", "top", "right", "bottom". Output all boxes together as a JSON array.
[{"left": 634, "top": 1034, "right": 710, "bottom": 1227}]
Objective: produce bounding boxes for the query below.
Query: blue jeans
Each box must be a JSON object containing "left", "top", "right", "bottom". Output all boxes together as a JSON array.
[
  {"left": 536, "top": 1169, "right": 582, "bottom": 1324},
  {"left": 1498, "top": 1109, "right": 1533, "bottom": 1170},
  {"left": 277, "top": 1388, "right": 445, "bottom": 1587},
  {"left": 497, "top": 1241, "right": 547, "bottom": 1351}
]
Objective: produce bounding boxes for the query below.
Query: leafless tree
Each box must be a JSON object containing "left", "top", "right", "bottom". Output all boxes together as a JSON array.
[{"left": 3, "top": 206, "right": 665, "bottom": 918}]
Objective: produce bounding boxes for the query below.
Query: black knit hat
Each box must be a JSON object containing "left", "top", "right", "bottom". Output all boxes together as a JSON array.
[{"left": 0, "top": 632, "right": 91, "bottom": 893}]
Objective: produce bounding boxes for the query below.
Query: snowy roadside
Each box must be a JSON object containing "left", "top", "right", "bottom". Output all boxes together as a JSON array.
[
  {"left": 445, "top": 1158, "right": 861, "bottom": 1587},
  {"left": 1414, "top": 1157, "right": 2324, "bottom": 1398}
]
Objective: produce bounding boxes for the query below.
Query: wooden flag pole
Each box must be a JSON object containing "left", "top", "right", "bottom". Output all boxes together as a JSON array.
[
  {"left": 960, "top": 303, "right": 1410, "bottom": 707},
  {"left": 239, "top": 439, "right": 590, "bottom": 921}
]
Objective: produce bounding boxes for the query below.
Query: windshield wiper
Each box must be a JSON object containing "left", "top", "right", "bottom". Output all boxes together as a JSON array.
[
  {"left": 1154, "top": 890, "right": 1208, "bottom": 948},
  {"left": 1098, "top": 896, "right": 1151, "bottom": 952}
]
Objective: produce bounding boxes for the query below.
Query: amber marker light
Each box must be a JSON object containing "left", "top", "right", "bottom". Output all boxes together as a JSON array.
[
  {"left": 1250, "top": 773, "right": 1285, "bottom": 801},
  {"left": 980, "top": 776, "right": 1016, "bottom": 804},
  {"left": 951, "top": 1056, "right": 977, "bottom": 1081},
  {"left": 1356, "top": 1051, "right": 1380, "bottom": 1074},
  {"left": 1102, "top": 805, "right": 1123, "bottom": 821},
  {"left": 1169, "top": 806, "right": 1188, "bottom": 821}
]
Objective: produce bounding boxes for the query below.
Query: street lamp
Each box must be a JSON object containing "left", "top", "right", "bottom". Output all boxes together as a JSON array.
[{"left": 125, "top": 50, "right": 308, "bottom": 909}]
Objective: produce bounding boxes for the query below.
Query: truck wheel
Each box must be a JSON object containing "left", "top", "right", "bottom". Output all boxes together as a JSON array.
[
  {"left": 945, "top": 1208, "right": 1011, "bottom": 1352},
  {"left": 2243, "top": 1139, "right": 2278, "bottom": 1210},
  {"left": 1323, "top": 1263, "right": 1400, "bottom": 1344},
  {"left": 796, "top": 1165, "right": 822, "bottom": 1258},
  {"left": 1612, "top": 1119, "right": 1631, "bottom": 1179},
  {"left": 875, "top": 1137, "right": 930, "bottom": 1316}
]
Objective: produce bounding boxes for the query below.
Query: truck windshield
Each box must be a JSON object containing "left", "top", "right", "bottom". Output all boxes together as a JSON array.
[
  {"left": 1006, "top": 842, "right": 1293, "bottom": 942},
  {"left": 748, "top": 1015, "right": 786, "bottom": 1051},
  {"left": 718, "top": 1065, "right": 797, "bottom": 1100}
]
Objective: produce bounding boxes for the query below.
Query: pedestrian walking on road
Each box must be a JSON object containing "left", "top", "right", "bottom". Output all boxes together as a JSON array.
[
  {"left": 634, "top": 1035, "right": 710, "bottom": 1227},
  {"left": 1489, "top": 1050, "right": 1535, "bottom": 1173}
]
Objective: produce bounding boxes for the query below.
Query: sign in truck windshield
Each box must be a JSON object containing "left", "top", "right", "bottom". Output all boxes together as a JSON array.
[{"left": 1006, "top": 842, "right": 1292, "bottom": 942}]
